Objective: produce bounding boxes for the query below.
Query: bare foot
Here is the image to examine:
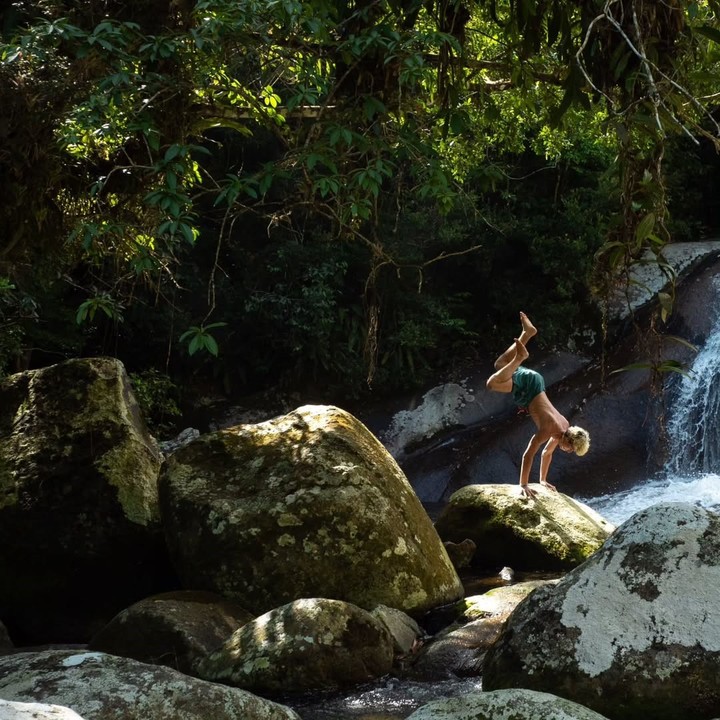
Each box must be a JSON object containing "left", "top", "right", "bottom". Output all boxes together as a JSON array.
[
  {"left": 520, "top": 311, "right": 537, "bottom": 339},
  {"left": 514, "top": 338, "right": 529, "bottom": 362}
]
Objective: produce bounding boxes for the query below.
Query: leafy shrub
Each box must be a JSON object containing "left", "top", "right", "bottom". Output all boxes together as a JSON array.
[{"left": 129, "top": 369, "right": 181, "bottom": 435}]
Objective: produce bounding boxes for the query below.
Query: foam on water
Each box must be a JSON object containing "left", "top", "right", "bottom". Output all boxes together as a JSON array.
[
  {"left": 284, "top": 677, "right": 484, "bottom": 720},
  {"left": 580, "top": 472, "right": 720, "bottom": 526}
]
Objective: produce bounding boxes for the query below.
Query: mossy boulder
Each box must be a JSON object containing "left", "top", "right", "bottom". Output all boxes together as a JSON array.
[
  {"left": 483, "top": 503, "right": 720, "bottom": 720},
  {"left": 0, "top": 358, "right": 178, "bottom": 644},
  {"left": 434, "top": 484, "right": 614, "bottom": 571},
  {"left": 158, "top": 405, "right": 464, "bottom": 616},
  {"left": 197, "top": 598, "right": 394, "bottom": 692},
  {"left": 89, "top": 591, "right": 254, "bottom": 675}
]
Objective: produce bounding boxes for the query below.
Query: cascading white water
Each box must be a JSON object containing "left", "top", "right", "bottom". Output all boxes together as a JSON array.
[
  {"left": 665, "top": 316, "right": 720, "bottom": 474},
  {"left": 580, "top": 314, "right": 720, "bottom": 526}
]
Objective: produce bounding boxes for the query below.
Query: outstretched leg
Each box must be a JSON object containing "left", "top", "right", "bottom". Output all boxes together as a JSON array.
[
  {"left": 493, "top": 311, "right": 537, "bottom": 370},
  {"left": 486, "top": 338, "right": 528, "bottom": 391},
  {"left": 486, "top": 312, "right": 537, "bottom": 393}
]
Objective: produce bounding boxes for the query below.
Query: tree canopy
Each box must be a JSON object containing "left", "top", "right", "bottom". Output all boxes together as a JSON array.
[{"left": 1, "top": 0, "right": 720, "bottom": 410}]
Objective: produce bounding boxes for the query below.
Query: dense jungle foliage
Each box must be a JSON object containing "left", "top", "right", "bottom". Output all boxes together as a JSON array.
[{"left": 1, "top": 0, "right": 720, "bottom": 426}]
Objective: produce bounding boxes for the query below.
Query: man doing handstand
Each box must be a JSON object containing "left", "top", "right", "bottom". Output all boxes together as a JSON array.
[{"left": 486, "top": 312, "right": 590, "bottom": 498}]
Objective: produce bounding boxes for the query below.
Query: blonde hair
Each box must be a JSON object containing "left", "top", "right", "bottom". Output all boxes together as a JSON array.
[{"left": 565, "top": 426, "right": 590, "bottom": 456}]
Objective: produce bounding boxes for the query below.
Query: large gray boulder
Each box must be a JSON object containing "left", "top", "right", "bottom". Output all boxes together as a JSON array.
[
  {"left": 434, "top": 484, "right": 614, "bottom": 571},
  {"left": 0, "top": 649, "right": 300, "bottom": 720},
  {"left": 159, "top": 405, "right": 464, "bottom": 616},
  {"left": 0, "top": 358, "right": 177, "bottom": 644},
  {"left": 406, "top": 689, "right": 611, "bottom": 719},
  {"left": 197, "top": 598, "right": 394, "bottom": 692},
  {"left": 483, "top": 502, "right": 720, "bottom": 720}
]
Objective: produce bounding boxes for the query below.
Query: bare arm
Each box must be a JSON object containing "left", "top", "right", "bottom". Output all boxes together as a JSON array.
[
  {"left": 539, "top": 437, "right": 559, "bottom": 490},
  {"left": 519, "top": 434, "right": 545, "bottom": 497}
]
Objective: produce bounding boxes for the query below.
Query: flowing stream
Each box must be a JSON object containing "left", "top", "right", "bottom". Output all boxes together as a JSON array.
[{"left": 283, "top": 677, "right": 484, "bottom": 720}]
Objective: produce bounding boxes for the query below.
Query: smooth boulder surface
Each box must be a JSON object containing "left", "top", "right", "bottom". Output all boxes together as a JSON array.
[
  {"left": 483, "top": 502, "right": 720, "bottom": 720},
  {"left": 434, "top": 484, "right": 614, "bottom": 571},
  {"left": 0, "top": 358, "right": 177, "bottom": 644},
  {"left": 0, "top": 649, "right": 300, "bottom": 720},
  {"left": 406, "top": 689, "right": 611, "bottom": 719},
  {"left": 197, "top": 597, "right": 394, "bottom": 692},
  {"left": 89, "top": 590, "right": 254, "bottom": 674},
  {"left": 159, "top": 405, "right": 464, "bottom": 616},
  {"left": 455, "top": 580, "right": 556, "bottom": 622},
  {"left": 0, "top": 700, "right": 86, "bottom": 719}
]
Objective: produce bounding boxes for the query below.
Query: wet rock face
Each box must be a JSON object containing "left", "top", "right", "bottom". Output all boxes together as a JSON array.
[
  {"left": 406, "top": 581, "right": 555, "bottom": 681},
  {"left": 0, "top": 358, "right": 178, "bottom": 644},
  {"left": 434, "top": 484, "right": 614, "bottom": 572},
  {"left": 0, "top": 620, "right": 12, "bottom": 652},
  {"left": 159, "top": 405, "right": 464, "bottom": 617},
  {"left": 198, "top": 598, "right": 394, "bottom": 692},
  {"left": 443, "top": 538, "right": 476, "bottom": 569},
  {"left": 483, "top": 502, "right": 720, "bottom": 720}
]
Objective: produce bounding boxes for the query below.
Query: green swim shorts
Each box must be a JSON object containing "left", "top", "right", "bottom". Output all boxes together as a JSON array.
[{"left": 512, "top": 367, "right": 545, "bottom": 408}]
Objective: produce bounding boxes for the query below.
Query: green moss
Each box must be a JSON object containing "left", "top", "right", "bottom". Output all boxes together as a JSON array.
[
  {"left": 0, "top": 450, "right": 17, "bottom": 510},
  {"left": 97, "top": 441, "right": 160, "bottom": 526},
  {"left": 161, "top": 406, "right": 463, "bottom": 616}
]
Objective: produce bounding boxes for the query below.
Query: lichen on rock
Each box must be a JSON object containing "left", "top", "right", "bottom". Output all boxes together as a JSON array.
[
  {"left": 197, "top": 597, "right": 394, "bottom": 693},
  {"left": 0, "top": 649, "right": 300, "bottom": 720},
  {"left": 159, "top": 405, "right": 464, "bottom": 616},
  {"left": 483, "top": 502, "right": 720, "bottom": 720}
]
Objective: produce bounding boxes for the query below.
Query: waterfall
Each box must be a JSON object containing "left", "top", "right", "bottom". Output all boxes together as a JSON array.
[
  {"left": 665, "top": 318, "right": 720, "bottom": 475},
  {"left": 578, "top": 315, "right": 720, "bottom": 526}
]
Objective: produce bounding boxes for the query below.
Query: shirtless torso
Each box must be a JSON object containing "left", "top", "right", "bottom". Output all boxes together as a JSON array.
[{"left": 522, "top": 392, "right": 572, "bottom": 492}]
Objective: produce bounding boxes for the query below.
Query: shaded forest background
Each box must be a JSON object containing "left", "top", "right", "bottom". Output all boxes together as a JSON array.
[{"left": 1, "top": 0, "right": 720, "bottom": 432}]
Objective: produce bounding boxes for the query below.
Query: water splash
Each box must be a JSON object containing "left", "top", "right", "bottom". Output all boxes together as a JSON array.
[
  {"left": 665, "top": 315, "right": 720, "bottom": 475},
  {"left": 581, "top": 473, "right": 720, "bottom": 526},
  {"left": 283, "top": 677, "right": 484, "bottom": 720}
]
